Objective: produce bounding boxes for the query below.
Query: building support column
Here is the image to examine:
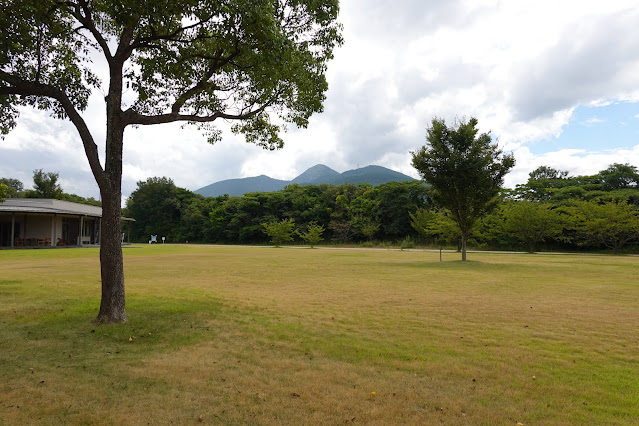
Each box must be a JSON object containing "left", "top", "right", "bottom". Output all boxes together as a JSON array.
[
  {"left": 10, "top": 212, "right": 15, "bottom": 248},
  {"left": 79, "top": 215, "right": 84, "bottom": 246},
  {"left": 52, "top": 214, "right": 57, "bottom": 247},
  {"left": 98, "top": 218, "right": 102, "bottom": 246}
]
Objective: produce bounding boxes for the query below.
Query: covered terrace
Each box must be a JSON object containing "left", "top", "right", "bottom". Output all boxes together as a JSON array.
[{"left": 0, "top": 198, "right": 134, "bottom": 248}]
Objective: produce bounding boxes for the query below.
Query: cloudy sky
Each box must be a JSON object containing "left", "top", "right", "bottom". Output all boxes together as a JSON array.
[{"left": 2, "top": 0, "right": 639, "bottom": 201}]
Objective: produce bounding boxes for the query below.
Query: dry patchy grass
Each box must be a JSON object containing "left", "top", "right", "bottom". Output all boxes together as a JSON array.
[{"left": 1, "top": 245, "right": 638, "bottom": 425}]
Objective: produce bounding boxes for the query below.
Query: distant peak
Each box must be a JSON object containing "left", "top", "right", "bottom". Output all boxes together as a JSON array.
[{"left": 292, "top": 164, "right": 340, "bottom": 184}]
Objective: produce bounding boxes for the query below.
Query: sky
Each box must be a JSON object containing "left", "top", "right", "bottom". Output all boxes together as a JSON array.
[{"left": 2, "top": 0, "right": 639, "bottom": 201}]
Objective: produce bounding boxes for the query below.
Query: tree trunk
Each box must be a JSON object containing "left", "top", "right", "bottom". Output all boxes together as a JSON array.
[
  {"left": 95, "top": 190, "right": 126, "bottom": 323},
  {"left": 95, "top": 66, "right": 127, "bottom": 323},
  {"left": 461, "top": 232, "right": 467, "bottom": 261}
]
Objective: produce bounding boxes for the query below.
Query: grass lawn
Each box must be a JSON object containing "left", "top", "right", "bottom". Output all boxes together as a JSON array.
[{"left": 1, "top": 245, "right": 638, "bottom": 425}]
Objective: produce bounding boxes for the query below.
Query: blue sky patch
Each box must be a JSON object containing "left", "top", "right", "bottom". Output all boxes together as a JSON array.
[{"left": 529, "top": 101, "right": 639, "bottom": 155}]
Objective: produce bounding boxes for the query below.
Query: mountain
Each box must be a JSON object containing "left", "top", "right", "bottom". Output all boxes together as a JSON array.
[
  {"left": 291, "top": 164, "right": 341, "bottom": 184},
  {"left": 334, "top": 165, "right": 413, "bottom": 186},
  {"left": 195, "top": 175, "right": 290, "bottom": 198},
  {"left": 194, "top": 164, "right": 415, "bottom": 197}
]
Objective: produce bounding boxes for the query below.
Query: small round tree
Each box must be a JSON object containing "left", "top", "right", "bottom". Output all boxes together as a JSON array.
[
  {"left": 262, "top": 218, "right": 296, "bottom": 247},
  {"left": 297, "top": 221, "right": 325, "bottom": 248}
]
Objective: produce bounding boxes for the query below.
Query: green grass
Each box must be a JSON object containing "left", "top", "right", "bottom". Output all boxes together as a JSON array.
[{"left": 1, "top": 245, "right": 638, "bottom": 424}]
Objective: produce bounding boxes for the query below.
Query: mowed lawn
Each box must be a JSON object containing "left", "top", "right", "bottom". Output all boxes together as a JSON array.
[{"left": 1, "top": 245, "right": 638, "bottom": 425}]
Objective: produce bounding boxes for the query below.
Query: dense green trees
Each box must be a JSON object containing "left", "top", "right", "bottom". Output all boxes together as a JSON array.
[
  {"left": 0, "top": 178, "right": 23, "bottom": 198},
  {"left": 411, "top": 118, "right": 515, "bottom": 260},
  {"left": 566, "top": 201, "right": 639, "bottom": 254},
  {"left": 124, "top": 179, "right": 430, "bottom": 245},
  {"left": 125, "top": 177, "right": 198, "bottom": 241},
  {"left": 513, "top": 164, "right": 639, "bottom": 205},
  {"left": 499, "top": 201, "right": 564, "bottom": 253},
  {"left": 599, "top": 163, "right": 639, "bottom": 191}
]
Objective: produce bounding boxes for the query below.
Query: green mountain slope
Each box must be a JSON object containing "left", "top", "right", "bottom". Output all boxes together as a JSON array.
[{"left": 194, "top": 164, "right": 416, "bottom": 197}]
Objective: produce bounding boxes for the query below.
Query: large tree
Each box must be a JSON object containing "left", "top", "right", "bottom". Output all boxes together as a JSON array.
[
  {"left": 0, "top": 0, "right": 342, "bottom": 322},
  {"left": 411, "top": 117, "right": 515, "bottom": 260},
  {"left": 598, "top": 163, "right": 639, "bottom": 191},
  {"left": 126, "top": 176, "right": 184, "bottom": 241}
]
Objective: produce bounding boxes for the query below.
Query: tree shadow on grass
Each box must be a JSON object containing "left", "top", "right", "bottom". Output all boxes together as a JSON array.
[{"left": 1, "top": 293, "right": 226, "bottom": 376}]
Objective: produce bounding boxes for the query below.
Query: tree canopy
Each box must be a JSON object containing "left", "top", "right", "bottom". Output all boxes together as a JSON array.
[
  {"left": 27, "top": 169, "right": 63, "bottom": 199},
  {"left": 500, "top": 201, "right": 563, "bottom": 253},
  {"left": 262, "top": 218, "right": 296, "bottom": 247},
  {"left": 0, "top": 0, "right": 342, "bottom": 323},
  {"left": 411, "top": 117, "right": 515, "bottom": 260},
  {"left": 0, "top": 177, "right": 23, "bottom": 197},
  {"left": 567, "top": 200, "right": 639, "bottom": 255},
  {"left": 0, "top": 182, "right": 7, "bottom": 202}
]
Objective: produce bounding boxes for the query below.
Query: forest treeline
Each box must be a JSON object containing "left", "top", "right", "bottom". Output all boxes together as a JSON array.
[
  {"left": 123, "top": 179, "right": 430, "bottom": 245},
  {"left": 123, "top": 163, "right": 639, "bottom": 254}
]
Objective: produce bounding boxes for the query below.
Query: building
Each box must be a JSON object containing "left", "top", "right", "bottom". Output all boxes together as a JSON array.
[{"left": 0, "top": 198, "right": 134, "bottom": 248}]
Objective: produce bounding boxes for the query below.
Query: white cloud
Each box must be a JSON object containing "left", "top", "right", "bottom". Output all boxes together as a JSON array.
[{"left": 583, "top": 117, "right": 605, "bottom": 126}]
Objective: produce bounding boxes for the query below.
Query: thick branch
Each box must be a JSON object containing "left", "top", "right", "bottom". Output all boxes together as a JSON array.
[
  {"left": 170, "top": 48, "right": 242, "bottom": 114},
  {"left": 124, "top": 104, "right": 269, "bottom": 126},
  {"left": 59, "top": 0, "right": 113, "bottom": 60},
  {"left": 0, "top": 72, "right": 106, "bottom": 189},
  {"left": 171, "top": 63, "right": 218, "bottom": 115}
]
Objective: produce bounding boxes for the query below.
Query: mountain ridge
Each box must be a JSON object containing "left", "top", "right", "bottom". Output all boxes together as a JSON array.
[{"left": 195, "top": 164, "right": 416, "bottom": 197}]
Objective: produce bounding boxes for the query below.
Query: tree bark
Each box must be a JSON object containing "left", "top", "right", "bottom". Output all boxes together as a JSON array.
[
  {"left": 461, "top": 232, "right": 467, "bottom": 261},
  {"left": 96, "top": 190, "right": 126, "bottom": 323}
]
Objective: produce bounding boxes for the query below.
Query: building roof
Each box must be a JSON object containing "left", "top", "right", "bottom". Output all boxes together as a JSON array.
[{"left": 0, "top": 198, "right": 135, "bottom": 221}]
